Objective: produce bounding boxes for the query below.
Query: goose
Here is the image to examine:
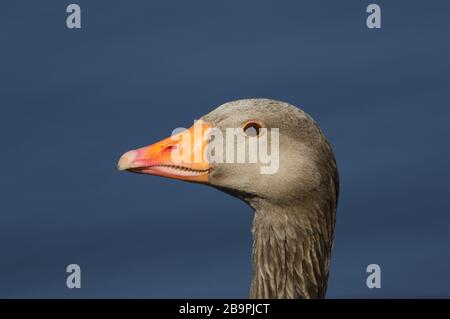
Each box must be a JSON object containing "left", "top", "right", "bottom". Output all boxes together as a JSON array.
[{"left": 117, "top": 99, "right": 339, "bottom": 299}]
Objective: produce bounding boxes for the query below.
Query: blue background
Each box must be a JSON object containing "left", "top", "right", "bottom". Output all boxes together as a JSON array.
[{"left": 0, "top": 0, "right": 449, "bottom": 298}]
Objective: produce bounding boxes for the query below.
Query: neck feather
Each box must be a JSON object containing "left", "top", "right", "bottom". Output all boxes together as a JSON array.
[{"left": 249, "top": 200, "right": 335, "bottom": 299}]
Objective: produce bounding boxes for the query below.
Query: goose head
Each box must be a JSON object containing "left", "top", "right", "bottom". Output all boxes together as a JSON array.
[
  {"left": 117, "top": 98, "right": 339, "bottom": 298},
  {"left": 118, "top": 99, "right": 336, "bottom": 207}
]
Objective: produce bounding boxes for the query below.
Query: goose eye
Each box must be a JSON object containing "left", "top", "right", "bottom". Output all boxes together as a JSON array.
[{"left": 243, "top": 122, "right": 262, "bottom": 137}]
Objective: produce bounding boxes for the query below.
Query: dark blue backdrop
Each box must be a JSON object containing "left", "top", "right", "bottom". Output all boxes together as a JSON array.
[{"left": 1, "top": 0, "right": 449, "bottom": 298}]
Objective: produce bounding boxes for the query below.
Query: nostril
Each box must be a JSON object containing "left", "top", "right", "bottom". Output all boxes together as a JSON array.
[{"left": 162, "top": 145, "right": 177, "bottom": 155}]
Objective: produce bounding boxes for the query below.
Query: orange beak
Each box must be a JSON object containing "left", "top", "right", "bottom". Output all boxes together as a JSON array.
[{"left": 117, "top": 121, "right": 212, "bottom": 183}]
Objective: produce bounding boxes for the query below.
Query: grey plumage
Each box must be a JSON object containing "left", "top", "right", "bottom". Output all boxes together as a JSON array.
[{"left": 202, "top": 99, "right": 339, "bottom": 299}]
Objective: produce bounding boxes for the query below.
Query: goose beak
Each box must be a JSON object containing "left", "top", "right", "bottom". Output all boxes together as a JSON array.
[{"left": 117, "top": 121, "right": 212, "bottom": 183}]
